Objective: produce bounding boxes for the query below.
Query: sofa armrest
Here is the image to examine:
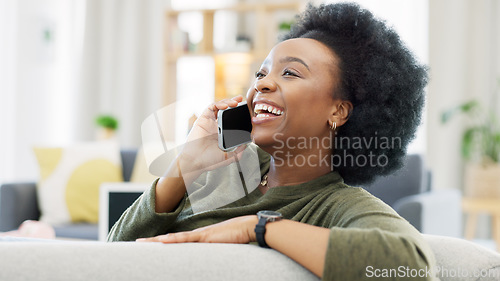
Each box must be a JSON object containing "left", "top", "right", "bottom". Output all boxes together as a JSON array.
[
  {"left": 394, "top": 189, "right": 462, "bottom": 237},
  {"left": 0, "top": 182, "right": 40, "bottom": 231},
  {"left": 423, "top": 234, "right": 500, "bottom": 281},
  {"left": 0, "top": 236, "right": 498, "bottom": 281},
  {"left": 0, "top": 242, "right": 319, "bottom": 281},
  {"left": 120, "top": 149, "right": 138, "bottom": 182}
]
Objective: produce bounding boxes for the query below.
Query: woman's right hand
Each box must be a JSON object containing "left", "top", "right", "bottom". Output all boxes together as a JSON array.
[
  {"left": 155, "top": 96, "right": 248, "bottom": 213},
  {"left": 177, "top": 95, "right": 247, "bottom": 178}
]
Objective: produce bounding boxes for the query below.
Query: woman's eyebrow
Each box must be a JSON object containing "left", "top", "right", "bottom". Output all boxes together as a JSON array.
[{"left": 279, "top": 56, "right": 310, "bottom": 71}]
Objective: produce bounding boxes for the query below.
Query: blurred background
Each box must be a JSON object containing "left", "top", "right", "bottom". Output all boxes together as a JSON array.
[{"left": 1, "top": 0, "right": 499, "bottom": 248}]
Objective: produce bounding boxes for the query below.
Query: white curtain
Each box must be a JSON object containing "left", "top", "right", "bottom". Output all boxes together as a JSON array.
[
  {"left": 74, "top": 0, "right": 166, "bottom": 148},
  {"left": 0, "top": 0, "right": 166, "bottom": 182},
  {"left": 427, "top": 0, "right": 500, "bottom": 192}
]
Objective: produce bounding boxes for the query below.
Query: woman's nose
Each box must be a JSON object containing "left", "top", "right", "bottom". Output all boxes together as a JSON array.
[{"left": 255, "top": 77, "right": 277, "bottom": 93}]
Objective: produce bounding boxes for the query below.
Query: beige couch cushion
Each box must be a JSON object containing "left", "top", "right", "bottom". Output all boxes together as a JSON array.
[
  {"left": 424, "top": 234, "right": 500, "bottom": 281},
  {"left": 0, "top": 235, "right": 498, "bottom": 281}
]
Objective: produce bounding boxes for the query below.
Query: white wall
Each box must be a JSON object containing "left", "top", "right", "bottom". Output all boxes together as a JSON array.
[
  {"left": 0, "top": 0, "right": 18, "bottom": 183},
  {"left": 427, "top": 0, "right": 500, "bottom": 191}
]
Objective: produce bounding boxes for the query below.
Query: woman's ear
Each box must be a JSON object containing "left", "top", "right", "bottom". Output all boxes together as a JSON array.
[{"left": 330, "top": 100, "right": 353, "bottom": 127}]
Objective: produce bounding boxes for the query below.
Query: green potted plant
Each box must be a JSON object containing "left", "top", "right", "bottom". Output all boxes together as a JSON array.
[
  {"left": 277, "top": 20, "right": 294, "bottom": 40},
  {"left": 441, "top": 100, "right": 500, "bottom": 197},
  {"left": 95, "top": 115, "right": 119, "bottom": 140}
]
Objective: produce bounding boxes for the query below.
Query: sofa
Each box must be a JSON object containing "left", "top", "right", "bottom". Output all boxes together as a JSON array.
[
  {"left": 0, "top": 149, "right": 138, "bottom": 240},
  {"left": 0, "top": 152, "right": 462, "bottom": 240},
  {"left": 0, "top": 234, "right": 499, "bottom": 281},
  {"left": 362, "top": 154, "right": 462, "bottom": 237}
]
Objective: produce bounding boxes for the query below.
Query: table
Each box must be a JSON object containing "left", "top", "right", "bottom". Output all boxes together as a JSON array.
[{"left": 462, "top": 197, "right": 500, "bottom": 250}]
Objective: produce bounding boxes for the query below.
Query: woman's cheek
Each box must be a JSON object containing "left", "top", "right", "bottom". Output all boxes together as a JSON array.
[{"left": 246, "top": 87, "right": 255, "bottom": 100}]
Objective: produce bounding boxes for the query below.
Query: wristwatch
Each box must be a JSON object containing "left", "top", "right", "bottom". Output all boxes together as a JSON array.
[{"left": 254, "top": 210, "right": 283, "bottom": 248}]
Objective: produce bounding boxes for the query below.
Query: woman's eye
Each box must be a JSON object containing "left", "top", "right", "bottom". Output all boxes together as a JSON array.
[
  {"left": 283, "top": 69, "right": 298, "bottom": 77},
  {"left": 255, "top": 71, "right": 266, "bottom": 79}
]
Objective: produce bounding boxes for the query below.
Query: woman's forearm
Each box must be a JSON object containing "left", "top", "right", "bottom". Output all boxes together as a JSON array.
[
  {"left": 263, "top": 219, "right": 433, "bottom": 280},
  {"left": 264, "top": 220, "right": 330, "bottom": 278}
]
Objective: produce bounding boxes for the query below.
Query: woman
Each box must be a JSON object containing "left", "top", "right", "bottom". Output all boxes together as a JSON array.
[{"left": 109, "top": 3, "right": 435, "bottom": 280}]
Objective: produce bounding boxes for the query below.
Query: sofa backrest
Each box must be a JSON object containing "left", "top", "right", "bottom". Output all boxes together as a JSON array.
[
  {"left": 362, "top": 154, "right": 430, "bottom": 207},
  {"left": 120, "top": 149, "right": 137, "bottom": 182}
]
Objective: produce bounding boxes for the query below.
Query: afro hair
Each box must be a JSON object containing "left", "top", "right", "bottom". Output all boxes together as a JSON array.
[{"left": 282, "top": 3, "right": 428, "bottom": 186}]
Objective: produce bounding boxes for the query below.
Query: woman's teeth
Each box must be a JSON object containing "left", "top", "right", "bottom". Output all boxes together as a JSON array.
[{"left": 254, "top": 104, "right": 283, "bottom": 116}]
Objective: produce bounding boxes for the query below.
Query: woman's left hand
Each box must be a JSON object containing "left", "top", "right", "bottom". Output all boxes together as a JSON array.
[{"left": 136, "top": 215, "right": 258, "bottom": 244}]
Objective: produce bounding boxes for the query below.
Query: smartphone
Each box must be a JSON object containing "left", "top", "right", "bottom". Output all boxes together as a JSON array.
[{"left": 217, "top": 101, "right": 253, "bottom": 151}]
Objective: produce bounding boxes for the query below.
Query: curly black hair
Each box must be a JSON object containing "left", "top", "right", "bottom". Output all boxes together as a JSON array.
[{"left": 282, "top": 3, "right": 428, "bottom": 186}]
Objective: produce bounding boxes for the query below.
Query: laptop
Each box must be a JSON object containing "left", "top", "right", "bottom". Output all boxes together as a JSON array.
[{"left": 98, "top": 182, "right": 148, "bottom": 241}]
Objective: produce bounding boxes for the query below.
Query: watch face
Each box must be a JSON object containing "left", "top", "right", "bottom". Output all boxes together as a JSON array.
[{"left": 257, "top": 210, "right": 282, "bottom": 220}]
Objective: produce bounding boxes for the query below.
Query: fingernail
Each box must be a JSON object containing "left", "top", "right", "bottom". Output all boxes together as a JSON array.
[{"left": 136, "top": 238, "right": 146, "bottom": 242}]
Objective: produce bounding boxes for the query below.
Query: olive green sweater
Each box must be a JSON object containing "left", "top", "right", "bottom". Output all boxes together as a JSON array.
[{"left": 108, "top": 149, "right": 437, "bottom": 281}]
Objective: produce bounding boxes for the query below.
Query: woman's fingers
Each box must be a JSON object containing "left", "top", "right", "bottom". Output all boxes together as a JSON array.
[
  {"left": 135, "top": 216, "right": 256, "bottom": 245},
  {"left": 228, "top": 95, "right": 244, "bottom": 104},
  {"left": 206, "top": 96, "right": 244, "bottom": 121},
  {"left": 213, "top": 96, "right": 244, "bottom": 110},
  {"left": 206, "top": 96, "right": 243, "bottom": 119},
  {"left": 136, "top": 231, "right": 202, "bottom": 243},
  {"left": 181, "top": 95, "right": 247, "bottom": 174}
]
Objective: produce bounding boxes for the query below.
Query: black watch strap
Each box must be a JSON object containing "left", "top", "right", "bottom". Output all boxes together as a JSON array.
[{"left": 254, "top": 217, "right": 270, "bottom": 248}]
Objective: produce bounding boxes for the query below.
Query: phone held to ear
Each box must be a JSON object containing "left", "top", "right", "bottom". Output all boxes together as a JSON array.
[{"left": 217, "top": 102, "right": 253, "bottom": 151}]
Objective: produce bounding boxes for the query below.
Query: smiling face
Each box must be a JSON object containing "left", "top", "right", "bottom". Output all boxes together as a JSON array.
[{"left": 247, "top": 38, "right": 343, "bottom": 152}]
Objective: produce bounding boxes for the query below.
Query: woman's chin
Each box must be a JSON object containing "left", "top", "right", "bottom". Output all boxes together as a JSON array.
[{"left": 251, "top": 132, "right": 282, "bottom": 150}]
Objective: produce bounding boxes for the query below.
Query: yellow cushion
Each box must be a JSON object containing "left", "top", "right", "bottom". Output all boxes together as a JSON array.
[
  {"left": 130, "top": 146, "right": 158, "bottom": 183},
  {"left": 33, "top": 141, "right": 123, "bottom": 224}
]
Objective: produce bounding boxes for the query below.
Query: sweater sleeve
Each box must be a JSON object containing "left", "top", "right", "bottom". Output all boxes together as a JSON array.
[
  {"left": 107, "top": 179, "right": 187, "bottom": 242},
  {"left": 322, "top": 191, "right": 437, "bottom": 281}
]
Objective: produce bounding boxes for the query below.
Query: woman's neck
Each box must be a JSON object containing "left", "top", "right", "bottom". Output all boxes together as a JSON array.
[{"left": 264, "top": 148, "right": 334, "bottom": 188}]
